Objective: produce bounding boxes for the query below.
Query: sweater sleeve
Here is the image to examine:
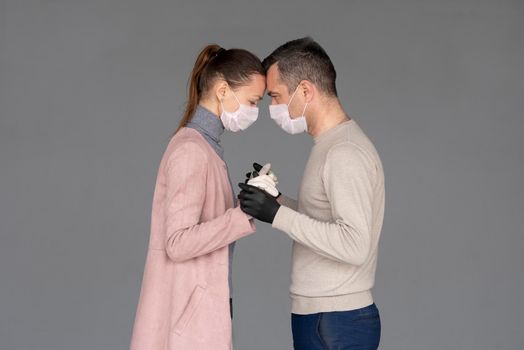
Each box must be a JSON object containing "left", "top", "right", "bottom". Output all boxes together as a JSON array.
[
  {"left": 163, "top": 141, "right": 256, "bottom": 263},
  {"left": 272, "top": 143, "right": 374, "bottom": 265}
]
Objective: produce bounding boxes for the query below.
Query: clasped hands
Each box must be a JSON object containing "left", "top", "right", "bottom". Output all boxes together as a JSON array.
[{"left": 237, "top": 162, "right": 281, "bottom": 224}]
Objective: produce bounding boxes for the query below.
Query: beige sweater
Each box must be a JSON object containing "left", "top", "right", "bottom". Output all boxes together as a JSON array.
[{"left": 273, "top": 119, "right": 385, "bottom": 314}]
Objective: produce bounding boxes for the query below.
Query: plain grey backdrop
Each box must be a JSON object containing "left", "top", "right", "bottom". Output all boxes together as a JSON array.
[{"left": 1, "top": 0, "right": 523, "bottom": 349}]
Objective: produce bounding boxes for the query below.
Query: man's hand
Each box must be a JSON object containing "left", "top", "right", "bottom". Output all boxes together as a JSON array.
[{"left": 237, "top": 183, "right": 281, "bottom": 224}]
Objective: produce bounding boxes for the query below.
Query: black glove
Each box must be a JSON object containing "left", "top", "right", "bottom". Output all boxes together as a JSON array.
[
  {"left": 237, "top": 182, "right": 281, "bottom": 224},
  {"left": 244, "top": 162, "right": 263, "bottom": 183}
]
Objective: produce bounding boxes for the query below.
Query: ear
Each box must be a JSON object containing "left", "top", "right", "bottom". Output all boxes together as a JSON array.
[
  {"left": 299, "top": 80, "right": 315, "bottom": 103},
  {"left": 214, "top": 80, "right": 229, "bottom": 101}
]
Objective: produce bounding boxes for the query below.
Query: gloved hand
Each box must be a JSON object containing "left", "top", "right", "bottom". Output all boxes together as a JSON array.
[
  {"left": 244, "top": 162, "right": 281, "bottom": 198},
  {"left": 237, "top": 182, "right": 281, "bottom": 224}
]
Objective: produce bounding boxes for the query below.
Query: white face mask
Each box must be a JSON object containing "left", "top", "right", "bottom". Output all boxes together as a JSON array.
[
  {"left": 269, "top": 86, "right": 308, "bottom": 135},
  {"left": 220, "top": 89, "right": 259, "bottom": 132}
]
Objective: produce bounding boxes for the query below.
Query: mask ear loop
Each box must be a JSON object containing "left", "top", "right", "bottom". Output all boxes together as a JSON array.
[
  {"left": 228, "top": 85, "right": 241, "bottom": 108},
  {"left": 288, "top": 85, "right": 308, "bottom": 119},
  {"left": 220, "top": 85, "right": 240, "bottom": 114},
  {"left": 283, "top": 86, "right": 300, "bottom": 125},
  {"left": 301, "top": 102, "right": 309, "bottom": 117},
  {"left": 287, "top": 85, "right": 300, "bottom": 107},
  {"left": 230, "top": 88, "right": 241, "bottom": 110}
]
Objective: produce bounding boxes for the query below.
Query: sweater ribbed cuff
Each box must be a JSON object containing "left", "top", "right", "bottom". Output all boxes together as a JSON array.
[{"left": 272, "top": 205, "right": 298, "bottom": 234}]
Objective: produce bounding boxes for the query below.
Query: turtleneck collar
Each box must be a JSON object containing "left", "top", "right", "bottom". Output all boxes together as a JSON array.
[
  {"left": 185, "top": 104, "right": 226, "bottom": 160},
  {"left": 186, "top": 104, "right": 225, "bottom": 142}
]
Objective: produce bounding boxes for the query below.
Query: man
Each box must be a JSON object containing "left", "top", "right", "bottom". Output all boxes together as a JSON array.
[{"left": 238, "top": 37, "right": 385, "bottom": 350}]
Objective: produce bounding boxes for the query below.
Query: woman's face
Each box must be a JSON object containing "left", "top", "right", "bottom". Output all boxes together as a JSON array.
[{"left": 220, "top": 74, "right": 266, "bottom": 113}]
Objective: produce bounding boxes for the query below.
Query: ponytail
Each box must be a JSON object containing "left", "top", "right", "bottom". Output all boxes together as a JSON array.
[
  {"left": 171, "top": 44, "right": 264, "bottom": 137},
  {"left": 173, "top": 45, "right": 224, "bottom": 135}
]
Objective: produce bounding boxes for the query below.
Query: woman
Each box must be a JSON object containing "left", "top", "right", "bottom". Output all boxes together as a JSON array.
[{"left": 129, "top": 45, "right": 265, "bottom": 350}]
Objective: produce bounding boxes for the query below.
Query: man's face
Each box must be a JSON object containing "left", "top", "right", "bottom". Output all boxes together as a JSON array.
[
  {"left": 266, "top": 64, "right": 290, "bottom": 105},
  {"left": 266, "top": 64, "right": 305, "bottom": 119}
]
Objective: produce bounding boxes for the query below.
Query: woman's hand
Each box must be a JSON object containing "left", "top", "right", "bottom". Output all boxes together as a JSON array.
[{"left": 244, "top": 162, "right": 281, "bottom": 198}]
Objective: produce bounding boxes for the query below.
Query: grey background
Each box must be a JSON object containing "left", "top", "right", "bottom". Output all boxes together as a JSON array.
[{"left": 1, "top": 0, "right": 523, "bottom": 349}]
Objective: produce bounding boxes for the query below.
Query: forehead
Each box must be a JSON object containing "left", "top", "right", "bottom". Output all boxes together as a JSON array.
[
  {"left": 266, "top": 64, "right": 286, "bottom": 91},
  {"left": 251, "top": 73, "right": 266, "bottom": 91},
  {"left": 240, "top": 73, "right": 266, "bottom": 94}
]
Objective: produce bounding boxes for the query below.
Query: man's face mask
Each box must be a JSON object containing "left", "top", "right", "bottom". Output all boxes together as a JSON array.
[
  {"left": 220, "top": 89, "right": 259, "bottom": 132},
  {"left": 268, "top": 85, "right": 308, "bottom": 135}
]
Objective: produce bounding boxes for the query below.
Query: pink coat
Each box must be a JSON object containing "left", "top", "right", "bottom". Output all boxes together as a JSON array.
[{"left": 129, "top": 127, "right": 256, "bottom": 350}]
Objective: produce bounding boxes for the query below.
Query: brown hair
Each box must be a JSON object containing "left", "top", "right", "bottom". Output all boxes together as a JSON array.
[
  {"left": 262, "top": 37, "right": 338, "bottom": 97},
  {"left": 172, "top": 44, "right": 265, "bottom": 136}
]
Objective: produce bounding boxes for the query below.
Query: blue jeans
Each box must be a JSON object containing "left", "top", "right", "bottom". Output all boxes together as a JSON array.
[{"left": 291, "top": 303, "right": 381, "bottom": 350}]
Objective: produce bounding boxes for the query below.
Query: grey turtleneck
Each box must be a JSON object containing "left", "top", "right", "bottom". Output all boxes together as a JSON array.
[{"left": 186, "top": 105, "right": 236, "bottom": 298}]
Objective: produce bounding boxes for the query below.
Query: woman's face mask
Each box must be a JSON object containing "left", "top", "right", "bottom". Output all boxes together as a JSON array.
[
  {"left": 268, "top": 85, "right": 308, "bottom": 135},
  {"left": 220, "top": 89, "right": 259, "bottom": 132}
]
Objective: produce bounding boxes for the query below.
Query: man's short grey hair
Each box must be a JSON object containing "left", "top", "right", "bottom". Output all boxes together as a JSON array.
[{"left": 262, "top": 37, "right": 337, "bottom": 97}]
